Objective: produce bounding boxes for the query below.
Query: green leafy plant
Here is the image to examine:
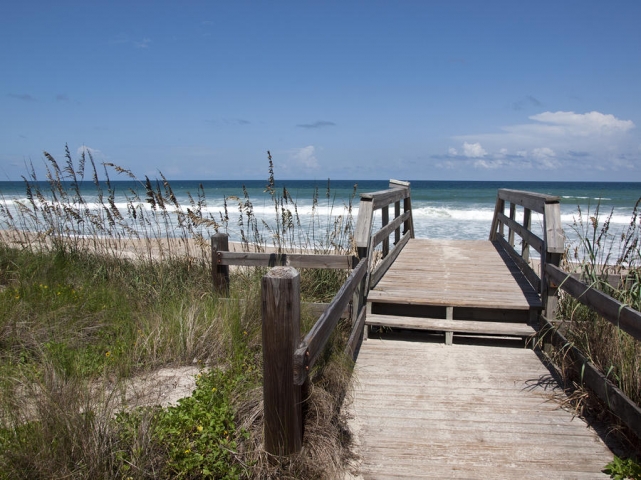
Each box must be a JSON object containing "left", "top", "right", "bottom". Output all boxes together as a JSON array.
[
  {"left": 116, "top": 368, "right": 250, "bottom": 479},
  {"left": 604, "top": 456, "right": 641, "bottom": 480}
]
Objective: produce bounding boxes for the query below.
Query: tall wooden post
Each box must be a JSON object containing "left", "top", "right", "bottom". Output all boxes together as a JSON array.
[
  {"left": 508, "top": 203, "right": 516, "bottom": 247},
  {"left": 522, "top": 208, "right": 532, "bottom": 263},
  {"left": 382, "top": 205, "right": 389, "bottom": 258},
  {"left": 262, "top": 267, "right": 302, "bottom": 455},
  {"left": 489, "top": 197, "right": 505, "bottom": 241},
  {"left": 211, "top": 233, "right": 230, "bottom": 295},
  {"left": 542, "top": 202, "right": 564, "bottom": 320}
]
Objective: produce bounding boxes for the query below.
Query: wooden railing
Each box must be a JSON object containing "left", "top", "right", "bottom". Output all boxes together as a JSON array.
[
  {"left": 212, "top": 180, "right": 414, "bottom": 455},
  {"left": 260, "top": 260, "right": 367, "bottom": 454},
  {"left": 489, "top": 189, "right": 564, "bottom": 317},
  {"left": 490, "top": 190, "right": 641, "bottom": 438},
  {"left": 354, "top": 179, "right": 414, "bottom": 290},
  {"left": 540, "top": 266, "right": 641, "bottom": 439}
]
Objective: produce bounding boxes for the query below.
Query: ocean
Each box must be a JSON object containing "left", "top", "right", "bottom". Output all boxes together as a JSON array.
[{"left": 1, "top": 179, "right": 639, "bottom": 259}]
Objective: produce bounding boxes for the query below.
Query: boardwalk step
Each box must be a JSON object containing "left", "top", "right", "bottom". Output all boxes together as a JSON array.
[{"left": 366, "top": 313, "right": 536, "bottom": 338}]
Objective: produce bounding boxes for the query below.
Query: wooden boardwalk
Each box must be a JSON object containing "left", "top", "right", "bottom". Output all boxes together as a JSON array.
[
  {"left": 347, "top": 335, "right": 613, "bottom": 479},
  {"left": 366, "top": 239, "right": 541, "bottom": 341},
  {"left": 247, "top": 184, "right": 633, "bottom": 474}
]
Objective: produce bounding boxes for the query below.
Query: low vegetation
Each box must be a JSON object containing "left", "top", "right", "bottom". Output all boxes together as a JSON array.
[
  {"left": 0, "top": 148, "right": 357, "bottom": 478},
  {"left": 552, "top": 199, "right": 641, "bottom": 473}
]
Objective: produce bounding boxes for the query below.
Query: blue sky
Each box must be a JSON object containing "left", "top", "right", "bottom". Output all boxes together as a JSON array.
[{"left": 2, "top": 1, "right": 641, "bottom": 181}]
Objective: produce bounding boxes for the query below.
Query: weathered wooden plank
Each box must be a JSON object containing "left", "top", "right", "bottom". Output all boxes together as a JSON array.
[
  {"left": 368, "top": 239, "right": 542, "bottom": 310},
  {"left": 498, "top": 188, "right": 559, "bottom": 214},
  {"left": 354, "top": 198, "right": 373, "bottom": 252},
  {"left": 544, "top": 202, "right": 565, "bottom": 254},
  {"left": 348, "top": 338, "right": 613, "bottom": 478},
  {"left": 546, "top": 264, "right": 641, "bottom": 340},
  {"left": 366, "top": 313, "right": 536, "bottom": 337},
  {"left": 360, "top": 186, "right": 409, "bottom": 210},
  {"left": 218, "top": 251, "right": 355, "bottom": 269}
]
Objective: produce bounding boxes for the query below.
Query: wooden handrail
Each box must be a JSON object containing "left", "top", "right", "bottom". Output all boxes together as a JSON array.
[
  {"left": 354, "top": 180, "right": 414, "bottom": 291},
  {"left": 496, "top": 189, "right": 559, "bottom": 214},
  {"left": 293, "top": 258, "right": 368, "bottom": 385},
  {"left": 545, "top": 263, "right": 641, "bottom": 340},
  {"left": 489, "top": 188, "right": 564, "bottom": 318},
  {"left": 260, "top": 258, "right": 368, "bottom": 455},
  {"left": 217, "top": 251, "right": 357, "bottom": 269}
]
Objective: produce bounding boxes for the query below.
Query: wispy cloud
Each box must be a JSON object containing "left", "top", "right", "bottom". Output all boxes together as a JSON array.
[
  {"left": 109, "top": 33, "right": 151, "bottom": 49},
  {"left": 8, "top": 93, "right": 35, "bottom": 102},
  {"left": 206, "top": 118, "right": 251, "bottom": 126},
  {"left": 513, "top": 95, "right": 543, "bottom": 110},
  {"left": 134, "top": 38, "right": 151, "bottom": 49},
  {"left": 296, "top": 120, "right": 336, "bottom": 129}
]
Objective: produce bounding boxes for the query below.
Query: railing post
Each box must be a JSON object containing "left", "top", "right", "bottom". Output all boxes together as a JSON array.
[
  {"left": 508, "top": 203, "right": 516, "bottom": 247},
  {"left": 542, "top": 202, "right": 564, "bottom": 319},
  {"left": 489, "top": 195, "right": 505, "bottom": 241},
  {"left": 522, "top": 208, "right": 531, "bottom": 263},
  {"left": 262, "top": 266, "right": 302, "bottom": 455},
  {"left": 382, "top": 205, "right": 389, "bottom": 258},
  {"left": 211, "top": 233, "right": 230, "bottom": 295}
]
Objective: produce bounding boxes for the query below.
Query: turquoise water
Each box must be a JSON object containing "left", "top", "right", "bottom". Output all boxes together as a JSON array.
[{"left": 1, "top": 179, "right": 639, "bottom": 257}]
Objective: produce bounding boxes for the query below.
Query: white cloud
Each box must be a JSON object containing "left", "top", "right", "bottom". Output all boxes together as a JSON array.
[
  {"left": 528, "top": 111, "right": 634, "bottom": 136},
  {"left": 531, "top": 147, "right": 560, "bottom": 169},
  {"left": 462, "top": 142, "right": 486, "bottom": 158},
  {"left": 291, "top": 146, "right": 319, "bottom": 169},
  {"left": 448, "top": 111, "right": 639, "bottom": 175}
]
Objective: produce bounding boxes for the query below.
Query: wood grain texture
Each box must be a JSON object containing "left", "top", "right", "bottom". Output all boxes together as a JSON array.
[
  {"left": 347, "top": 338, "right": 613, "bottom": 478},
  {"left": 366, "top": 313, "right": 536, "bottom": 337},
  {"left": 367, "top": 239, "right": 542, "bottom": 310},
  {"left": 546, "top": 263, "right": 641, "bottom": 340},
  {"left": 261, "top": 267, "right": 302, "bottom": 455}
]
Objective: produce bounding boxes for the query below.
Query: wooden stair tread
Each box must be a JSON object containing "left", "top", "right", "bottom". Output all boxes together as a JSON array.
[{"left": 366, "top": 313, "right": 536, "bottom": 337}]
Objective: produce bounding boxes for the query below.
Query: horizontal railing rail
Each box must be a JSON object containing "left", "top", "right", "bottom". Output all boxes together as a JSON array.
[
  {"left": 540, "top": 264, "right": 641, "bottom": 439},
  {"left": 489, "top": 189, "right": 564, "bottom": 318},
  {"left": 217, "top": 251, "right": 358, "bottom": 269},
  {"left": 293, "top": 258, "right": 368, "bottom": 385},
  {"left": 545, "top": 263, "right": 641, "bottom": 340}
]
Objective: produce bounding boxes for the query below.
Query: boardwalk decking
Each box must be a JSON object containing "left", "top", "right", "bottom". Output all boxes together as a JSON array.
[
  {"left": 368, "top": 239, "right": 541, "bottom": 311},
  {"left": 347, "top": 335, "right": 613, "bottom": 479},
  {"left": 366, "top": 239, "right": 542, "bottom": 340}
]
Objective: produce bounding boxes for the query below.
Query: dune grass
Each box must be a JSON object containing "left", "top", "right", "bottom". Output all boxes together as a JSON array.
[
  {"left": 0, "top": 148, "right": 357, "bottom": 479},
  {"left": 552, "top": 199, "right": 641, "bottom": 460},
  {"left": 558, "top": 199, "right": 641, "bottom": 406}
]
